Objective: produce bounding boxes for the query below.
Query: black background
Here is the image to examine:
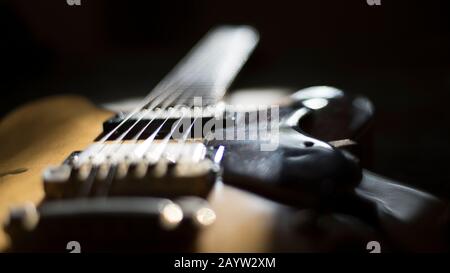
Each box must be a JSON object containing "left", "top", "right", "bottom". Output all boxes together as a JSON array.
[{"left": 1, "top": 0, "right": 449, "bottom": 197}]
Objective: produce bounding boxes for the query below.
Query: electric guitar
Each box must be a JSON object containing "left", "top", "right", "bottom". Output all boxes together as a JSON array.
[{"left": 0, "top": 26, "right": 448, "bottom": 252}]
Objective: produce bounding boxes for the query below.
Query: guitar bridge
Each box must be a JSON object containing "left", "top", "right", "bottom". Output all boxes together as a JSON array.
[{"left": 43, "top": 143, "right": 222, "bottom": 199}]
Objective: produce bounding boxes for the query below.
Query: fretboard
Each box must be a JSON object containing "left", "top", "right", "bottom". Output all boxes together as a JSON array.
[{"left": 147, "top": 25, "right": 259, "bottom": 107}]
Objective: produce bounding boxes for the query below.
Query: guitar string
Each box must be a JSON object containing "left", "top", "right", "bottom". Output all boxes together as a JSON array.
[
  {"left": 96, "top": 108, "right": 188, "bottom": 196},
  {"left": 88, "top": 81, "right": 186, "bottom": 164},
  {"left": 125, "top": 61, "right": 213, "bottom": 144},
  {"left": 94, "top": 42, "right": 219, "bottom": 196},
  {"left": 89, "top": 28, "right": 256, "bottom": 195},
  {"left": 134, "top": 28, "right": 259, "bottom": 164},
  {"left": 87, "top": 89, "right": 197, "bottom": 197},
  {"left": 143, "top": 109, "right": 188, "bottom": 163},
  {"left": 84, "top": 54, "right": 211, "bottom": 197},
  {"left": 90, "top": 79, "right": 214, "bottom": 196},
  {"left": 92, "top": 26, "right": 225, "bottom": 152},
  {"left": 93, "top": 40, "right": 224, "bottom": 197},
  {"left": 127, "top": 37, "right": 223, "bottom": 162},
  {"left": 81, "top": 89, "right": 187, "bottom": 197},
  {"left": 151, "top": 63, "right": 230, "bottom": 165},
  {"left": 161, "top": 104, "right": 201, "bottom": 164},
  {"left": 158, "top": 28, "right": 260, "bottom": 158},
  {"left": 101, "top": 45, "right": 221, "bottom": 191},
  {"left": 88, "top": 32, "right": 220, "bottom": 167},
  {"left": 131, "top": 78, "right": 208, "bottom": 160},
  {"left": 88, "top": 26, "right": 256, "bottom": 165},
  {"left": 92, "top": 27, "right": 254, "bottom": 163},
  {"left": 137, "top": 86, "right": 208, "bottom": 164},
  {"left": 101, "top": 84, "right": 192, "bottom": 157}
]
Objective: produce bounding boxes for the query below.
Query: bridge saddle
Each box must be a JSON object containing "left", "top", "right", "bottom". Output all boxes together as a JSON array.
[{"left": 43, "top": 142, "right": 221, "bottom": 199}]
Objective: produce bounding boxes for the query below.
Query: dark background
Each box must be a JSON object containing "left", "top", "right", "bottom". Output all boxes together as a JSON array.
[{"left": 1, "top": 0, "right": 449, "bottom": 197}]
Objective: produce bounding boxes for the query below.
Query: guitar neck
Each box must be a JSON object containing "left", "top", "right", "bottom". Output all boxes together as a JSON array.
[{"left": 149, "top": 26, "right": 259, "bottom": 107}]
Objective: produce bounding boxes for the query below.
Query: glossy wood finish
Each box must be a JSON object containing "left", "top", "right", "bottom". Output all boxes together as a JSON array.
[
  {"left": 0, "top": 96, "right": 112, "bottom": 250},
  {"left": 0, "top": 96, "right": 302, "bottom": 252},
  {"left": 1, "top": 92, "right": 447, "bottom": 252},
  {"left": 0, "top": 95, "right": 383, "bottom": 252}
]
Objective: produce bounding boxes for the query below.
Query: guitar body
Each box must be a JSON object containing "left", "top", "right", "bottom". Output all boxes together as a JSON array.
[
  {"left": 0, "top": 95, "right": 308, "bottom": 252},
  {"left": 0, "top": 96, "right": 111, "bottom": 250},
  {"left": 1, "top": 27, "right": 447, "bottom": 252},
  {"left": 0, "top": 92, "right": 379, "bottom": 252}
]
